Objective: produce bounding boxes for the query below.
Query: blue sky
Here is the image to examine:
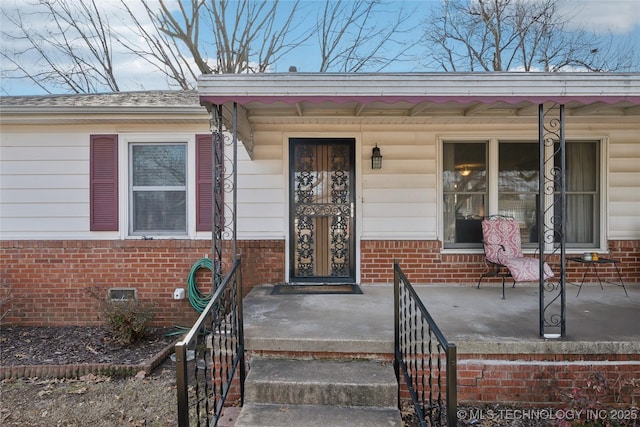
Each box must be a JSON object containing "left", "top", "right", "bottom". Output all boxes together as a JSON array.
[{"left": 1, "top": 0, "right": 638, "bottom": 96}]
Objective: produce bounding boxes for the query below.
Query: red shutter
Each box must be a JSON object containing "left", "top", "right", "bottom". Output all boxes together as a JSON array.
[
  {"left": 90, "top": 134, "right": 118, "bottom": 231},
  {"left": 196, "top": 134, "right": 213, "bottom": 231}
]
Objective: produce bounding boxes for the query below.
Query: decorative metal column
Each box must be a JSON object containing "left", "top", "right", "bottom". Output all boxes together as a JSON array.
[
  {"left": 538, "top": 103, "right": 566, "bottom": 338},
  {"left": 210, "top": 103, "right": 239, "bottom": 290}
]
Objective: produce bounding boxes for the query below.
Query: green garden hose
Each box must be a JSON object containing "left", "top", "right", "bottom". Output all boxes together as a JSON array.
[{"left": 187, "top": 258, "right": 213, "bottom": 313}]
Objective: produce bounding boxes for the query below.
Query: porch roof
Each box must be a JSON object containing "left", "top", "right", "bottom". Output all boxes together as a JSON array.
[
  {"left": 198, "top": 72, "right": 640, "bottom": 105},
  {"left": 197, "top": 72, "right": 640, "bottom": 158}
]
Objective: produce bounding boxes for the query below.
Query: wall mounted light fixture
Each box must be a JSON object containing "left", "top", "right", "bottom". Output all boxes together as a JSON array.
[{"left": 371, "top": 144, "right": 383, "bottom": 169}]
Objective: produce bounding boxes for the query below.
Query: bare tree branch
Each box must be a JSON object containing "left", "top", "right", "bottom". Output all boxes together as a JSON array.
[
  {"left": 1, "top": 0, "right": 120, "bottom": 93},
  {"left": 117, "top": 0, "right": 199, "bottom": 90},
  {"left": 200, "top": 0, "right": 308, "bottom": 73},
  {"left": 155, "top": 0, "right": 212, "bottom": 74},
  {"left": 1, "top": 0, "right": 423, "bottom": 94},
  {"left": 316, "top": 0, "right": 417, "bottom": 73},
  {"left": 422, "top": 0, "right": 637, "bottom": 72}
]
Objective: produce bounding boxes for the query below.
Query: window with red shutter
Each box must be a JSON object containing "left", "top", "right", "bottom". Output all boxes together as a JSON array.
[{"left": 90, "top": 134, "right": 118, "bottom": 231}]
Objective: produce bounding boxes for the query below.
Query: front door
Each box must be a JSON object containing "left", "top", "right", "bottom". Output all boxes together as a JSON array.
[{"left": 289, "top": 138, "right": 356, "bottom": 283}]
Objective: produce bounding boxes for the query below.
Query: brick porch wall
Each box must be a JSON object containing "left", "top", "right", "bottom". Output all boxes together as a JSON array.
[
  {"left": 360, "top": 239, "right": 640, "bottom": 285},
  {"left": 457, "top": 353, "right": 640, "bottom": 406},
  {"left": 396, "top": 352, "right": 639, "bottom": 414},
  {"left": 1, "top": 239, "right": 285, "bottom": 327}
]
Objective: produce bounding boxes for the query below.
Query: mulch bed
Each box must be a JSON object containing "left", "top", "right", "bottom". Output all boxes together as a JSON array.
[{"left": 0, "top": 326, "right": 179, "bottom": 379}]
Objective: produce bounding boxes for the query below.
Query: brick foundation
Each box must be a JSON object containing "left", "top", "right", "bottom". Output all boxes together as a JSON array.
[
  {"left": 457, "top": 353, "right": 640, "bottom": 406},
  {"left": 361, "top": 239, "right": 640, "bottom": 285},
  {"left": 1, "top": 239, "right": 284, "bottom": 327},
  {"left": 2, "top": 238, "right": 637, "bottom": 326}
]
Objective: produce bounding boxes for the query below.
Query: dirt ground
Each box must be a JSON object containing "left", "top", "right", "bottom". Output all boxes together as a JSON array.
[
  {"left": 0, "top": 326, "right": 179, "bottom": 426},
  {"left": 1, "top": 366, "right": 177, "bottom": 426}
]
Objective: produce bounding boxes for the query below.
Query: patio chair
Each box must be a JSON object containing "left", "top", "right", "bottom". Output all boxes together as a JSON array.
[{"left": 477, "top": 215, "right": 554, "bottom": 299}]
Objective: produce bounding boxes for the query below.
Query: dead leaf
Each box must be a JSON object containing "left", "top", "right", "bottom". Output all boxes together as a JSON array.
[
  {"left": 68, "top": 386, "right": 87, "bottom": 395},
  {"left": 80, "top": 373, "right": 97, "bottom": 382},
  {"left": 80, "top": 373, "right": 110, "bottom": 383}
]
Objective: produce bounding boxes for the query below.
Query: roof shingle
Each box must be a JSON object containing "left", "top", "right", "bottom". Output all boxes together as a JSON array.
[{"left": 0, "top": 90, "right": 199, "bottom": 107}]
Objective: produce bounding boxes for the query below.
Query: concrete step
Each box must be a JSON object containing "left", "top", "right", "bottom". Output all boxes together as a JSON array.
[
  {"left": 244, "top": 358, "right": 398, "bottom": 407},
  {"left": 234, "top": 403, "right": 403, "bottom": 427}
]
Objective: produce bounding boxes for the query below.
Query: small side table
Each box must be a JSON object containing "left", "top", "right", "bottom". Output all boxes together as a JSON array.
[{"left": 566, "top": 257, "right": 628, "bottom": 297}]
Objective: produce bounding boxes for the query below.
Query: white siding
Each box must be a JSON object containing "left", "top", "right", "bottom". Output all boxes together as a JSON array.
[
  {"left": 607, "top": 130, "right": 640, "bottom": 239},
  {"left": 2, "top": 116, "right": 639, "bottom": 242},
  {"left": 361, "top": 131, "right": 437, "bottom": 240},
  {"left": 0, "top": 132, "right": 92, "bottom": 239},
  {"left": 236, "top": 131, "right": 285, "bottom": 239}
]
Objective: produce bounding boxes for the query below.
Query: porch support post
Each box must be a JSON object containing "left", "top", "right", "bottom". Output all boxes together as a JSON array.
[
  {"left": 538, "top": 103, "right": 567, "bottom": 338},
  {"left": 211, "top": 105, "right": 224, "bottom": 289},
  {"left": 210, "top": 103, "right": 240, "bottom": 289},
  {"left": 232, "top": 102, "right": 238, "bottom": 260}
]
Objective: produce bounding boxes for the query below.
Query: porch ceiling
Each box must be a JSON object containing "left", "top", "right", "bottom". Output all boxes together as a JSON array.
[{"left": 197, "top": 72, "right": 640, "bottom": 158}]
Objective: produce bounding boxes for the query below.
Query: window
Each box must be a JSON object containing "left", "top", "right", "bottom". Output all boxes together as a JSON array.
[
  {"left": 498, "top": 142, "right": 538, "bottom": 243},
  {"left": 442, "top": 142, "right": 487, "bottom": 247},
  {"left": 89, "top": 134, "right": 213, "bottom": 237},
  {"left": 562, "top": 142, "right": 600, "bottom": 245},
  {"left": 442, "top": 140, "right": 600, "bottom": 249},
  {"left": 129, "top": 143, "right": 187, "bottom": 235}
]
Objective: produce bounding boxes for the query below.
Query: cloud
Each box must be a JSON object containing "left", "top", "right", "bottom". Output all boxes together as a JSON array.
[
  {"left": 0, "top": 0, "right": 197, "bottom": 94},
  {"left": 559, "top": 0, "right": 640, "bottom": 34}
]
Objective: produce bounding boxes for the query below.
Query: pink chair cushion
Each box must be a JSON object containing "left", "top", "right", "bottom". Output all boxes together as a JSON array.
[
  {"left": 482, "top": 218, "right": 523, "bottom": 264},
  {"left": 502, "top": 257, "right": 554, "bottom": 282},
  {"left": 482, "top": 217, "right": 554, "bottom": 282}
]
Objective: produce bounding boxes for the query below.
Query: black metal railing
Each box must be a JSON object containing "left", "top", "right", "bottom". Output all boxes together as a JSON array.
[
  {"left": 394, "top": 260, "right": 457, "bottom": 427},
  {"left": 176, "top": 258, "right": 245, "bottom": 427}
]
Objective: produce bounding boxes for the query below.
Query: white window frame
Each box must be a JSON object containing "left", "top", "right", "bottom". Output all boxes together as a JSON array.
[
  {"left": 439, "top": 137, "right": 607, "bottom": 253},
  {"left": 118, "top": 134, "right": 197, "bottom": 239}
]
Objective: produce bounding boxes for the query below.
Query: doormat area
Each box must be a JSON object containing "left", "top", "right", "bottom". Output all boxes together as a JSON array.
[{"left": 271, "top": 284, "right": 362, "bottom": 295}]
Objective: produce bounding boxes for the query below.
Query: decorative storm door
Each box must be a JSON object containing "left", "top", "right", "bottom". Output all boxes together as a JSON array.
[{"left": 289, "top": 138, "right": 356, "bottom": 283}]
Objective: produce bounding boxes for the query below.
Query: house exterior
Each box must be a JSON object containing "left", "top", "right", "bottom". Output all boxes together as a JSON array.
[{"left": 1, "top": 73, "right": 639, "bottom": 327}]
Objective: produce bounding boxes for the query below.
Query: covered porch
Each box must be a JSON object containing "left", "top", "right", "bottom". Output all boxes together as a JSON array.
[
  {"left": 198, "top": 72, "right": 640, "bottom": 339},
  {"left": 192, "top": 72, "right": 640, "bottom": 421}
]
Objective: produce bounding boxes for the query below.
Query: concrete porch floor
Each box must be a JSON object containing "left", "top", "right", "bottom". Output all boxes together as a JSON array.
[{"left": 243, "top": 282, "right": 640, "bottom": 355}]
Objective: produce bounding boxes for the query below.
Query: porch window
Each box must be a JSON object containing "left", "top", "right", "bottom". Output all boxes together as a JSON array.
[
  {"left": 561, "top": 141, "right": 600, "bottom": 245},
  {"left": 442, "top": 140, "right": 600, "bottom": 249},
  {"left": 498, "top": 142, "right": 538, "bottom": 244},
  {"left": 129, "top": 143, "right": 187, "bottom": 235},
  {"left": 442, "top": 142, "right": 487, "bottom": 248}
]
